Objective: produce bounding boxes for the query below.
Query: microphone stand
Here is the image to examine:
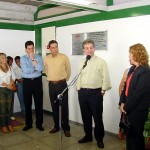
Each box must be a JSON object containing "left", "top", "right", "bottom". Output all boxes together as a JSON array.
[{"left": 56, "top": 67, "right": 84, "bottom": 150}]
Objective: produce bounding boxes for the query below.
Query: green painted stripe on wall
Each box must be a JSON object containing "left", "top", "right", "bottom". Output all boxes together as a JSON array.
[
  {"left": 0, "top": 22, "right": 34, "bottom": 31},
  {"left": 107, "top": 0, "right": 113, "bottom": 6},
  {"left": 35, "top": 5, "right": 150, "bottom": 28},
  {"left": 35, "top": 28, "right": 42, "bottom": 55}
]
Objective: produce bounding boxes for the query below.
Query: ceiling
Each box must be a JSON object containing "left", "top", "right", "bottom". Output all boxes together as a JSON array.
[
  {"left": 0, "top": 0, "right": 147, "bottom": 7},
  {"left": 0, "top": 0, "right": 44, "bottom": 6},
  {"left": 0, "top": 0, "right": 150, "bottom": 25}
]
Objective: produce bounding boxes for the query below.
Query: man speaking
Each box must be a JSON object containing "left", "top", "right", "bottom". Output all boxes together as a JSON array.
[{"left": 77, "top": 39, "right": 111, "bottom": 149}]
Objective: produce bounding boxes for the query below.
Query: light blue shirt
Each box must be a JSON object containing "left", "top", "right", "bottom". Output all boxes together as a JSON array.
[{"left": 20, "top": 54, "right": 44, "bottom": 78}]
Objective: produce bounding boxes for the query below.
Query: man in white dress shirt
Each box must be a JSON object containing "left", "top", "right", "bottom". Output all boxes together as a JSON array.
[{"left": 14, "top": 56, "right": 25, "bottom": 115}]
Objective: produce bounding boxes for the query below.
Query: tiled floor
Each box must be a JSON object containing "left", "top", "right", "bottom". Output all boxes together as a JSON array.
[{"left": 0, "top": 112, "right": 126, "bottom": 150}]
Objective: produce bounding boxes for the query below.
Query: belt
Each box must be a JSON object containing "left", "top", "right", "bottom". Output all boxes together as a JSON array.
[
  {"left": 81, "top": 88, "right": 101, "bottom": 90},
  {"left": 49, "top": 79, "right": 66, "bottom": 84},
  {"left": 23, "top": 76, "right": 41, "bottom": 80}
]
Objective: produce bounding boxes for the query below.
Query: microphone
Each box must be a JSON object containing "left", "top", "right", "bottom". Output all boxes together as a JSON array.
[
  {"left": 82, "top": 55, "right": 91, "bottom": 69},
  {"left": 57, "top": 94, "right": 63, "bottom": 99},
  {"left": 54, "top": 94, "right": 63, "bottom": 103}
]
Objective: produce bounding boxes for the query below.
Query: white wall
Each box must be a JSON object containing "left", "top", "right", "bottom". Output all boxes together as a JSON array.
[
  {"left": 56, "top": 15, "right": 150, "bottom": 134},
  {"left": 41, "top": 26, "right": 56, "bottom": 112},
  {"left": 42, "top": 26, "right": 56, "bottom": 57},
  {"left": 0, "top": 29, "right": 35, "bottom": 112}
]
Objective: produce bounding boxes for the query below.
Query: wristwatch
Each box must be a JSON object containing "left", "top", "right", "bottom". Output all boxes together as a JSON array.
[{"left": 32, "top": 59, "right": 35, "bottom": 61}]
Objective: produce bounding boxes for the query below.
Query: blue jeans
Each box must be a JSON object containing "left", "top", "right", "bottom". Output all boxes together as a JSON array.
[{"left": 17, "top": 82, "right": 25, "bottom": 114}]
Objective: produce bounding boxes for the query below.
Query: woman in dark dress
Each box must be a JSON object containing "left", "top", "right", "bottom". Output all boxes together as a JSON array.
[{"left": 120, "top": 43, "right": 150, "bottom": 150}]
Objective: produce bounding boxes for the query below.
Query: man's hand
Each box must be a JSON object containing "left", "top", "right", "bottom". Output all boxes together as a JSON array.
[
  {"left": 29, "top": 52, "right": 35, "bottom": 60},
  {"left": 101, "top": 90, "right": 105, "bottom": 96},
  {"left": 29, "top": 52, "right": 37, "bottom": 67},
  {"left": 18, "top": 79, "right": 23, "bottom": 83}
]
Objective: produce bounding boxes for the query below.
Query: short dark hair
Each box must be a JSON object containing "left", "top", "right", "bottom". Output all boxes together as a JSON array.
[
  {"left": 25, "top": 41, "right": 34, "bottom": 48},
  {"left": 48, "top": 40, "right": 58, "bottom": 48},
  {"left": 82, "top": 39, "right": 95, "bottom": 49},
  {"left": 15, "top": 56, "right": 20, "bottom": 61},
  {"left": 7, "top": 56, "right": 13, "bottom": 62}
]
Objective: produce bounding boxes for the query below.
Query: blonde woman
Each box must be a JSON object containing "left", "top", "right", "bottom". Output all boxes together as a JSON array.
[{"left": 0, "top": 53, "right": 15, "bottom": 133}]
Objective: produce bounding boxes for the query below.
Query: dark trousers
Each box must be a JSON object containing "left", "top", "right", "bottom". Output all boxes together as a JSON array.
[
  {"left": 48, "top": 81, "right": 70, "bottom": 131},
  {"left": 126, "top": 122, "right": 145, "bottom": 150},
  {"left": 78, "top": 88, "right": 104, "bottom": 142},
  {"left": 23, "top": 76, "right": 43, "bottom": 127}
]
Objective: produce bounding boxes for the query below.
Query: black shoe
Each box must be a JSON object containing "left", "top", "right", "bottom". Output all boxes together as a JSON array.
[
  {"left": 49, "top": 128, "right": 59, "bottom": 134},
  {"left": 22, "top": 125, "right": 32, "bottom": 131},
  {"left": 36, "top": 126, "right": 44, "bottom": 131},
  {"left": 78, "top": 136, "right": 93, "bottom": 143},
  {"left": 97, "top": 141, "right": 104, "bottom": 148}
]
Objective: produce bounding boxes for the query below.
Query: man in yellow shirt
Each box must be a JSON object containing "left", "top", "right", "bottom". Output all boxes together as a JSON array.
[
  {"left": 44, "top": 40, "right": 71, "bottom": 137},
  {"left": 77, "top": 39, "right": 111, "bottom": 148}
]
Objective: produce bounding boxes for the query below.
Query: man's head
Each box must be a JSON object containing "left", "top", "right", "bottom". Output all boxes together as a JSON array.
[
  {"left": 48, "top": 40, "right": 59, "bottom": 56},
  {"left": 7, "top": 56, "right": 13, "bottom": 67},
  {"left": 82, "top": 39, "right": 95, "bottom": 57},
  {"left": 15, "top": 56, "right": 21, "bottom": 67},
  {"left": 25, "top": 41, "right": 34, "bottom": 55}
]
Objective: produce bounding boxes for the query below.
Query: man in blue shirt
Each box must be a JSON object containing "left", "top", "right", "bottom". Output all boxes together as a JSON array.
[{"left": 21, "top": 41, "right": 44, "bottom": 131}]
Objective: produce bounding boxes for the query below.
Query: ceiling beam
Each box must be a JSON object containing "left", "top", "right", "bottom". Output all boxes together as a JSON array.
[
  {"left": 0, "top": 18, "right": 34, "bottom": 25},
  {"left": 35, "top": 10, "right": 97, "bottom": 25},
  {"left": 33, "top": 0, "right": 108, "bottom": 12}
]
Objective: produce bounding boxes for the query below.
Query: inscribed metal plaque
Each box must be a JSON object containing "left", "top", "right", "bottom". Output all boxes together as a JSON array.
[{"left": 87, "top": 31, "right": 107, "bottom": 50}]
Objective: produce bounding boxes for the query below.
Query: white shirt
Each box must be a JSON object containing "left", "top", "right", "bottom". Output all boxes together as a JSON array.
[
  {"left": 77, "top": 55, "right": 111, "bottom": 91},
  {"left": 14, "top": 66, "right": 22, "bottom": 79},
  {"left": 0, "top": 67, "right": 16, "bottom": 87}
]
